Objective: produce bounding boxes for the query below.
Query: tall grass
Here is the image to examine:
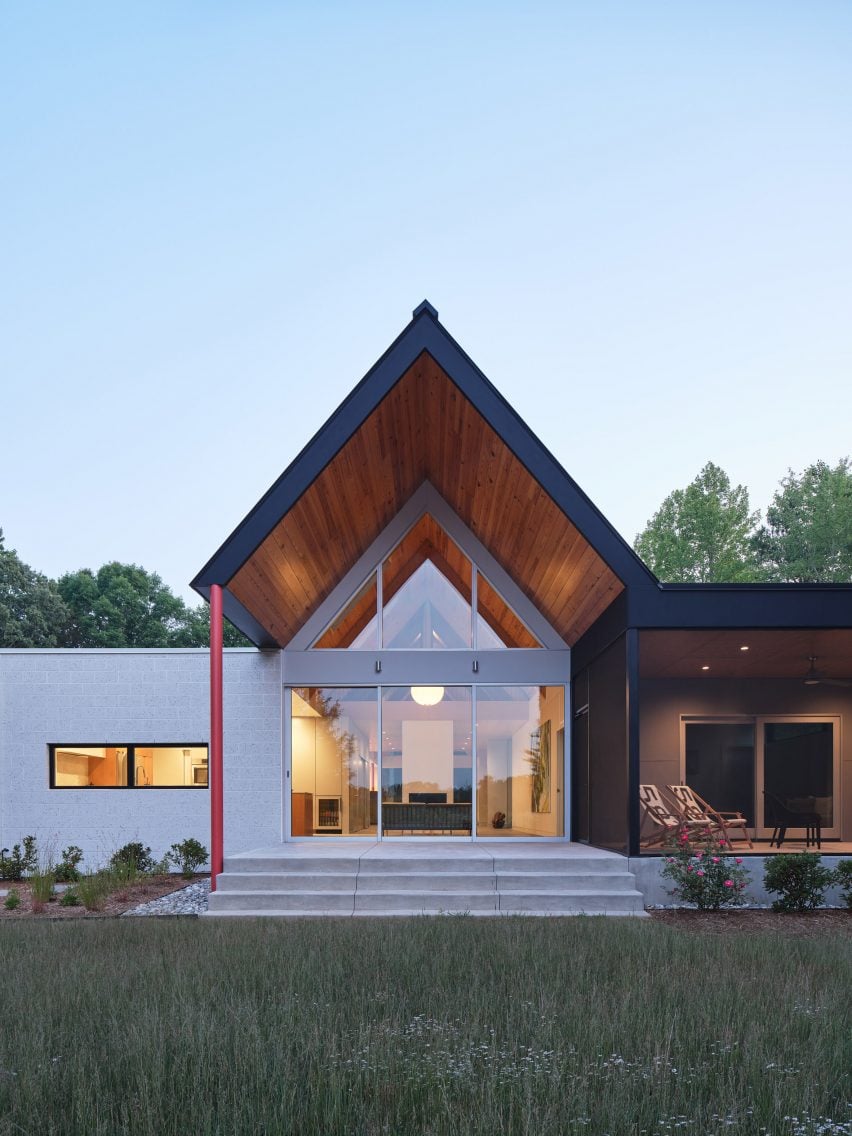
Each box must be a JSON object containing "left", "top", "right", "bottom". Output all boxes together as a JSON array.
[{"left": 0, "top": 918, "right": 848, "bottom": 1135}]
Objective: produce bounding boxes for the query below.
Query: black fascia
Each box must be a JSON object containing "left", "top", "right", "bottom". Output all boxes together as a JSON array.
[
  {"left": 572, "top": 580, "right": 852, "bottom": 675},
  {"left": 627, "top": 582, "right": 852, "bottom": 630},
  {"left": 193, "top": 584, "right": 281, "bottom": 649},
  {"left": 421, "top": 320, "right": 657, "bottom": 590},
  {"left": 191, "top": 308, "right": 436, "bottom": 592},
  {"left": 192, "top": 303, "right": 657, "bottom": 600}
]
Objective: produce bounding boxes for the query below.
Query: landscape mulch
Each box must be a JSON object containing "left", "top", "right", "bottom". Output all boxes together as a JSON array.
[
  {"left": 0, "top": 875, "right": 202, "bottom": 918},
  {"left": 650, "top": 907, "right": 851, "bottom": 938}
]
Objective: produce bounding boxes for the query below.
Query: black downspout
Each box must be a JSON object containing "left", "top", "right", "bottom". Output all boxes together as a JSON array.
[{"left": 626, "top": 628, "right": 641, "bottom": 856}]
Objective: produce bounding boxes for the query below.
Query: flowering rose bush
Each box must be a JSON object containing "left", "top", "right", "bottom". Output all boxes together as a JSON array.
[{"left": 661, "top": 827, "right": 750, "bottom": 910}]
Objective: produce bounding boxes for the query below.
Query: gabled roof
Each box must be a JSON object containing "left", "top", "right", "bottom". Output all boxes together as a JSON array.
[{"left": 192, "top": 301, "right": 657, "bottom": 647}]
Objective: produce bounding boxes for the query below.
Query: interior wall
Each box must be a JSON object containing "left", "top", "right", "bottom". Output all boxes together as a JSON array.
[
  {"left": 402, "top": 720, "right": 453, "bottom": 799},
  {"left": 639, "top": 677, "right": 852, "bottom": 839},
  {"left": 507, "top": 690, "right": 563, "bottom": 836}
]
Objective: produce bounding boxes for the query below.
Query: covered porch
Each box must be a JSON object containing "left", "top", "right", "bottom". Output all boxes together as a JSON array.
[{"left": 638, "top": 627, "right": 852, "bottom": 853}]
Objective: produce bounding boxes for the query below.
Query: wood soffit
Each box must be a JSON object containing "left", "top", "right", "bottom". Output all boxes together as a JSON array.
[
  {"left": 640, "top": 629, "right": 852, "bottom": 680},
  {"left": 228, "top": 354, "right": 625, "bottom": 647}
]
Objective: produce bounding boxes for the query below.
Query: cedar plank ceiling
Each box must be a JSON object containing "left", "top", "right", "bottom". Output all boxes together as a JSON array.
[
  {"left": 228, "top": 353, "right": 624, "bottom": 646},
  {"left": 640, "top": 629, "right": 852, "bottom": 679}
]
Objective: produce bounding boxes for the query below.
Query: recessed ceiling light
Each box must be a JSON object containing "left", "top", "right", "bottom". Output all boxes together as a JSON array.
[
  {"left": 740, "top": 645, "right": 749, "bottom": 652},
  {"left": 701, "top": 665, "right": 710, "bottom": 671}
]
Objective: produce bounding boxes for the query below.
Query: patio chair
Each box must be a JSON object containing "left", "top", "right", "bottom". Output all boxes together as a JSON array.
[
  {"left": 638, "top": 784, "right": 722, "bottom": 849},
  {"left": 762, "top": 790, "right": 821, "bottom": 849},
  {"left": 666, "top": 784, "right": 753, "bottom": 849}
]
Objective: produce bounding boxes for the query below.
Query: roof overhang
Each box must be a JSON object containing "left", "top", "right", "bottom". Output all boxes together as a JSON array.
[
  {"left": 193, "top": 302, "right": 656, "bottom": 647},
  {"left": 640, "top": 627, "right": 852, "bottom": 679}
]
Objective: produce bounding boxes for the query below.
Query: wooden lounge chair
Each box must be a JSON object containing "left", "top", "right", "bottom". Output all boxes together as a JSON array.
[
  {"left": 666, "top": 784, "right": 753, "bottom": 848},
  {"left": 638, "top": 784, "right": 722, "bottom": 848}
]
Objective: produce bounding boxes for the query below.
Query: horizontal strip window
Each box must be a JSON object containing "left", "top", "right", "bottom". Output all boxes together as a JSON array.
[{"left": 49, "top": 745, "right": 208, "bottom": 789}]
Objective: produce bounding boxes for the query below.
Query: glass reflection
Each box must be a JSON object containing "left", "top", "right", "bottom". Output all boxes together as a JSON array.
[
  {"left": 476, "top": 686, "right": 564, "bottom": 836},
  {"left": 291, "top": 688, "right": 378, "bottom": 836},
  {"left": 381, "top": 687, "right": 472, "bottom": 835}
]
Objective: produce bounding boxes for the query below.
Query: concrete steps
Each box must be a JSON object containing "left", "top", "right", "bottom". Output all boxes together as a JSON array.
[{"left": 206, "top": 843, "right": 648, "bottom": 918}]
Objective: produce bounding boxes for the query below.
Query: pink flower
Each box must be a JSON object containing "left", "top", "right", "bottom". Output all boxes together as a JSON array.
[
  {"left": 724, "top": 880, "right": 734, "bottom": 888},
  {"left": 712, "top": 856, "right": 720, "bottom": 864},
  {"left": 719, "top": 839, "right": 727, "bottom": 846},
  {"left": 695, "top": 851, "right": 704, "bottom": 859},
  {"left": 686, "top": 865, "right": 692, "bottom": 872},
  {"left": 735, "top": 858, "right": 743, "bottom": 865},
  {"left": 696, "top": 869, "right": 705, "bottom": 877}
]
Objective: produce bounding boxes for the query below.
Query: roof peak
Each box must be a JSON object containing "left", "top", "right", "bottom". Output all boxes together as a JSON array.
[{"left": 412, "top": 299, "right": 439, "bottom": 320}]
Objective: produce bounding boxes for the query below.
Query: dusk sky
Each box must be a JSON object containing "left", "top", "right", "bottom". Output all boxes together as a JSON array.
[{"left": 3, "top": 4, "right": 851, "bottom": 604}]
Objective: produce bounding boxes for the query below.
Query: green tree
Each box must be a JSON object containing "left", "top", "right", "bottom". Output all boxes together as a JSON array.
[
  {"left": 170, "top": 602, "right": 251, "bottom": 648},
  {"left": 0, "top": 530, "right": 69, "bottom": 647},
  {"left": 57, "top": 562, "right": 189, "bottom": 647},
  {"left": 634, "top": 462, "right": 762, "bottom": 582},
  {"left": 57, "top": 563, "right": 251, "bottom": 647},
  {"left": 754, "top": 458, "right": 852, "bottom": 582}
]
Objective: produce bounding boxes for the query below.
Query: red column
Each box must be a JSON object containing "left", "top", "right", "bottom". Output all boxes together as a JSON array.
[{"left": 210, "top": 584, "right": 224, "bottom": 891}]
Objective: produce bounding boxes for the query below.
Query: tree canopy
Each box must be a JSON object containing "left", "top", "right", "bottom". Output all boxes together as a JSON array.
[
  {"left": 754, "top": 458, "right": 852, "bottom": 582},
  {"left": 56, "top": 563, "right": 250, "bottom": 648},
  {"left": 0, "top": 535, "right": 249, "bottom": 648},
  {"left": 633, "top": 462, "right": 762, "bottom": 582},
  {"left": 0, "top": 530, "right": 69, "bottom": 647}
]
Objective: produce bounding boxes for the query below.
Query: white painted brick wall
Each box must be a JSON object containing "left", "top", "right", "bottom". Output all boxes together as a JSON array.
[{"left": 0, "top": 649, "right": 282, "bottom": 868}]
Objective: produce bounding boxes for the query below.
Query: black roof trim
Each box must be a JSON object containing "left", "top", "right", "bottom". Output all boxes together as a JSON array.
[
  {"left": 194, "top": 584, "right": 281, "bottom": 648},
  {"left": 191, "top": 303, "right": 657, "bottom": 598},
  {"left": 628, "top": 583, "right": 852, "bottom": 630}
]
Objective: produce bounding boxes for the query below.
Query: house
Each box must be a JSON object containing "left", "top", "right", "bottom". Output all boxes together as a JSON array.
[{"left": 2, "top": 301, "right": 850, "bottom": 912}]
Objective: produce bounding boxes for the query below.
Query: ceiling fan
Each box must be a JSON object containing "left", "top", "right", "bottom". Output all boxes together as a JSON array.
[{"left": 803, "top": 656, "right": 852, "bottom": 688}]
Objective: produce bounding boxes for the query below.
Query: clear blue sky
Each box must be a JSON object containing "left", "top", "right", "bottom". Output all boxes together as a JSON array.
[{"left": 2, "top": 3, "right": 850, "bottom": 604}]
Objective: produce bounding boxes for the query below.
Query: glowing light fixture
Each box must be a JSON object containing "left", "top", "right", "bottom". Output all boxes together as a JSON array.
[
  {"left": 411, "top": 685, "right": 445, "bottom": 707},
  {"left": 701, "top": 665, "right": 710, "bottom": 671},
  {"left": 740, "top": 645, "right": 749, "bottom": 652}
]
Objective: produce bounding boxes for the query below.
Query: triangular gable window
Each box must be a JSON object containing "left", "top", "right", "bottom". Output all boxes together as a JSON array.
[{"left": 312, "top": 514, "right": 541, "bottom": 649}]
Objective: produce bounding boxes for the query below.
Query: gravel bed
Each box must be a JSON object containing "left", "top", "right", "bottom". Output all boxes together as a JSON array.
[{"left": 122, "top": 878, "right": 210, "bottom": 917}]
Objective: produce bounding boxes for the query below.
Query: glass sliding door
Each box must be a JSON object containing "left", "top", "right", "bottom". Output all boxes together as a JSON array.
[
  {"left": 380, "top": 687, "right": 472, "bottom": 836},
  {"left": 684, "top": 722, "right": 756, "bottom": 825},
  {"left": 288, "top": 683, "right": 567, "bottom": 839},
  {"left": 680, "top": 716, "right": 841, "bottom": 841},
  {"left": 759, "top": 718, "right": 839, "bottom": 838},
  {"left": 290, "top": 688, "right": 378, "bottom": 836},
  {"left": 476, "top": 686, "right": 564, "bottom": 837}
]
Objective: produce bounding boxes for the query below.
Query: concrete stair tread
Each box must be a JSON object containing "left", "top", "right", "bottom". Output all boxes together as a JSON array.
[{"left": 208, "top": 844, "right": 647, "bottom": 918}]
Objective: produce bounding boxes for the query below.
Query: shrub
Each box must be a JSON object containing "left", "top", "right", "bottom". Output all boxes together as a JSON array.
[
  {"left": 60, "top": 889, "right": 80, "bottom": 907},
  {"left": 29, "top": 870, "right": 56, "bottom": 911},
  {"left": 3, "top": 890, "right": 20, "bottom": 910},
  {"left": 109, "top": 842, "right": 154, "bottom": 876},
  {"left": 169, "top": 838, "right": 209, "bottom": 879},
  {"left": 661, "top": 830, "right": 749, "bottom": 910},
  {"left": 764, "top": 853, "right": 834, "bottom": 912},
  {"left": 833, "top": 859, "right": 852, "bottom": 910},
  {"left": 55, "top": 845, "right": 84, "bottom": 883},
  {"left": 0, "top": 837, "right": 38, "bottom": 881},
  {"left": 77, "top": 872, "right": 110, "bottom": 912}
]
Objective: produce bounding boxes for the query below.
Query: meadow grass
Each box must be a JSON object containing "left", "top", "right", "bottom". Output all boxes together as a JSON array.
[{"left": 0, "top": 917, "right": 848, "bottom": 1135}]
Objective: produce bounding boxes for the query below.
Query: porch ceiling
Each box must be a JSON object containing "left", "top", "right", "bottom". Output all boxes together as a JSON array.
[
  {"left": 640, "top": 628, "right": 852, "bottom": 679},
  {"left": 227, "top": 353, "right": 624, "bottom": 647}
]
